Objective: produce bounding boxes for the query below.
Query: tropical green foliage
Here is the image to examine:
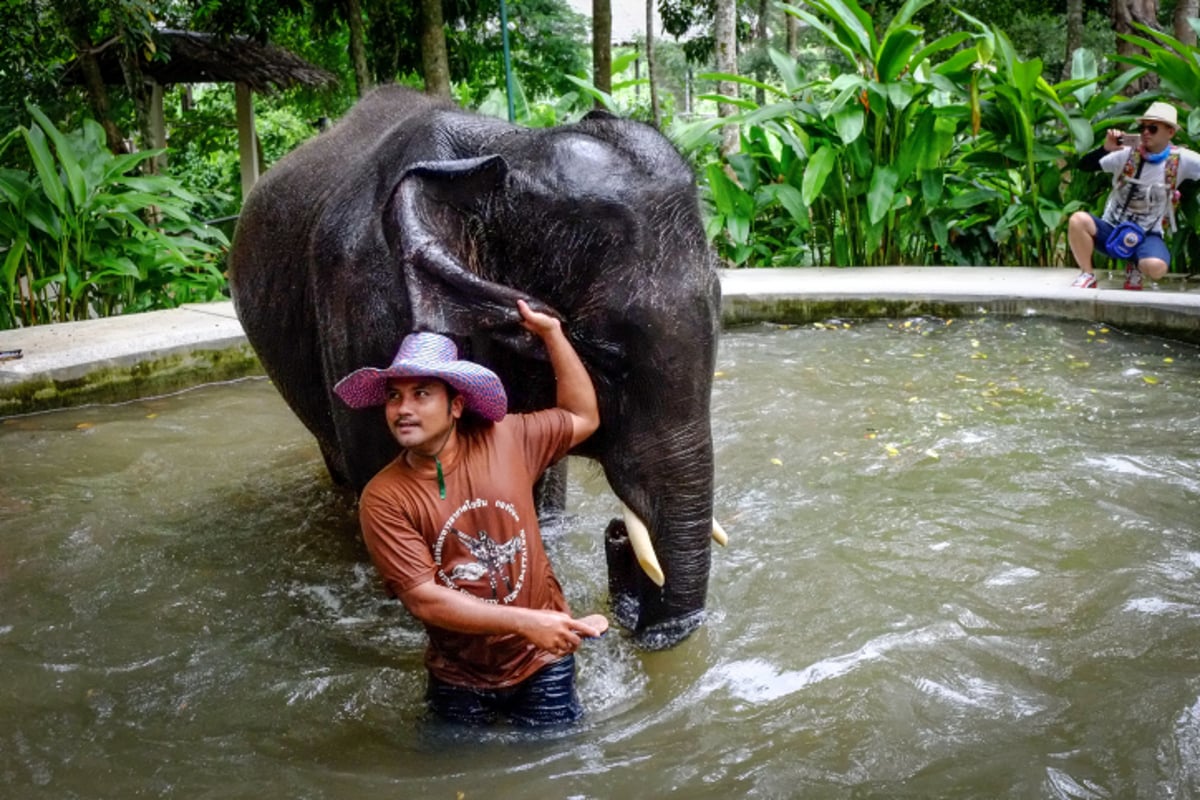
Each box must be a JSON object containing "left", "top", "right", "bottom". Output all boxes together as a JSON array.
[
  {"left": 680, "top": 0, "right": 1199, "bottom": 269},
  {"left": 0, "top": 108, "right": 228, "bottom": 329}
]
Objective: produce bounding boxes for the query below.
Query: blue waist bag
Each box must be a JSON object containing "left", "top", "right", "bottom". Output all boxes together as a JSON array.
[{"left": 1106, "top": 220, "right": 1145, "bottom": 260}]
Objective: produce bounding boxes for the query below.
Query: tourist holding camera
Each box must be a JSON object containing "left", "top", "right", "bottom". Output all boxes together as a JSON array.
[{"left": 1067, "top": 101, "right": 1200, "bottom": 290}]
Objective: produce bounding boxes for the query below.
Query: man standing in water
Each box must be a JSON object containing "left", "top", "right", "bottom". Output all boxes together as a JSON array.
[
  {"left": 334, "top": 300, "right": 607, "bottom": 726},
  {"left": 1068, "top": 101, "right": 1200, "bottom": 290}
]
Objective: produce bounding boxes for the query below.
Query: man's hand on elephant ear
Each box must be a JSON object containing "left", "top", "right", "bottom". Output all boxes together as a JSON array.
[
  {"left": 517, "top": 299, "right": 563, "bottom": 338},
  {"left": 517, "top": 296, "right": 563, "bottom": 324}
]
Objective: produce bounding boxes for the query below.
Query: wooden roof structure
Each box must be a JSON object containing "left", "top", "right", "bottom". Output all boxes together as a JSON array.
[
  {"left": 130, "top": 29, "right": 337, "bottom": 93},
  {"left": 83, "top": 29, "right": 337, "bottom": 199}
]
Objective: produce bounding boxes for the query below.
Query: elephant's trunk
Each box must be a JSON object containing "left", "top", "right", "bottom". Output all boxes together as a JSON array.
[{"left": 603, "top": 416, "right": 714, "bottom": 650}]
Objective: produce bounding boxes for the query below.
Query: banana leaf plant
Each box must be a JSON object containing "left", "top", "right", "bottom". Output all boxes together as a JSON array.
[{"left": 0, "top": 106, "right": 227, "bottom": 329}]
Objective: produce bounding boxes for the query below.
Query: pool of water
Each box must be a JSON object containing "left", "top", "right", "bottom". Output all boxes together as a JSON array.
[{"left": 4, "top": 316, "right": 1200, "bottom": 797}]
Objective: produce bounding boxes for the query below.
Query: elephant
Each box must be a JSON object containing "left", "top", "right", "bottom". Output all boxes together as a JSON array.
[{"left": 228, "top": 85, "right": 721, "bottom": 650}]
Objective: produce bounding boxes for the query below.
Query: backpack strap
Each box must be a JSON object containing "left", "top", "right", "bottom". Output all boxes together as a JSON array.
[
  {"left": 1114, "top": 148, "right": 1139, "bottom": 192},
  {"left": 1164, "top": 146, "right": 1181, "bottom": 233}
]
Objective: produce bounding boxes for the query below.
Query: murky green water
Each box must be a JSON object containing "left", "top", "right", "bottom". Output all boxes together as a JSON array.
[{"left": 4, "top": 316, "right": 1200, "bottom": 798}]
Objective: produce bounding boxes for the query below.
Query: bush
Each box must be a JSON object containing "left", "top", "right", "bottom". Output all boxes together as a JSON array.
[{"left": 0, "top": 107, "right": 229, "bottom": 329}]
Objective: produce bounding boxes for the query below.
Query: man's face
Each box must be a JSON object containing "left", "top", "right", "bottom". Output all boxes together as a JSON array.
[
  {"left": 384, "top": 378, "right": 463, "bottom": 454},
  {"left": 1139, "top": 119, "right": 1175, "bottom": 153}
]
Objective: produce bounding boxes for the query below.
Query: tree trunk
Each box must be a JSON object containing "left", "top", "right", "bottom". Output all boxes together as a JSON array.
[
  {"left": 1062, "top": 0, "right": 1083, "bottom": 80},
  {"left": 713, "top": 0, "right": 738, "bottom": 156},
  {"left": 754, "top": 0, "right": 769, "bottom": 105},
  {"left": 786, "top": 15, "right": 799, "bottom": 57},
  {"left": 52, "top": 1, "right": 125, "bottom": 154},
  {"left": 646, "top": 0, "right": 660, "bottom": 126},
  {"left": 117, "top": 47, "right": 158, "bottom": 173},
  {"left": 1112, "top": 0, "right": 1161, "bottom": 92},
  {"left": 593, "top": 0, "right": 612, "bottom": 103},
  {"left": 418, "top": 0, "right": 451, "bottom": 97},
  {"left": 1176, "top": 0, "right": 1198, "bottom": 46},
  {"left": 346, "top": 0, "right": 372, "bottom": 97}
]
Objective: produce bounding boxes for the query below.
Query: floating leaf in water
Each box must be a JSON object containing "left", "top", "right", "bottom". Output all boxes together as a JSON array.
[
  {"left": 1143, "top": 376, "right": 1159, "bottom": 385},
  {"left": 971, "top": 352, "right": 988, "bottom": 360},
  {"left": 912, "top": 353, "right": 926, "bottom": 358},
  {"left": 1087, "top": 329, "right": 1096, "bottom": 337},
  {"left": 907, "top": 396, "right": 921, "bottom": 403},
  {"left": 865, "top": 429, "right": 878, "bottom": 439},
  {"left": 971, "top": 339, "right": 980, "bottom": 348},
  {"left": 76, "top": 423, "right": 94, "bottom": 431},
  {"left": 886, "top": 446, "right": 900, "bottom": 457},
  {"left": 1100, "top": 327, "right": 1110, "bottom": 333},
  {"left": 954, "top": 373, "right": 976, "bottom": 383},
  {"left": 936, "top": 412, "right": 953, "bottom": 421},
  {"left": 1069, "top": 360, "right": 1090, "bottom": 369},
  {"left": 1164, "top": 357, "right": 1175, "bottom": 364},
  {"left": 924, "top": 449, "right": 940, "bottom": 460},
  {"left": 146, "top": 413, "right": 158, "bottom": 419},
  {"left": 771, "top": 458, "right": 783, "bottom": 466}
]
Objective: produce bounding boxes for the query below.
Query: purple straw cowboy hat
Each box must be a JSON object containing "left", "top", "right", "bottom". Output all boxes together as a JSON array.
[{"left": 333, "top": 332, "right": 507, "bottom": 421}]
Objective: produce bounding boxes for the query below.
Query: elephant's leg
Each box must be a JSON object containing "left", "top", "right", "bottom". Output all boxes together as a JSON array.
[
  {"left": 534, "top": 461, "right": 568, "bottom": 527},
  {"left": 605, "top": 519, "right": 642, "bottom": 631}
]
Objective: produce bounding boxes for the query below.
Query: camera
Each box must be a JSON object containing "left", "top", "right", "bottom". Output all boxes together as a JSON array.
[{"left": 1120, "top": 133, "right": 1141, "bottom": 148}]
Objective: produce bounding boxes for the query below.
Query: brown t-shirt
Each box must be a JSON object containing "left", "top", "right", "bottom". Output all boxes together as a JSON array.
[{"left": 359, "top": 410, "right": 575, "bottom": 689}]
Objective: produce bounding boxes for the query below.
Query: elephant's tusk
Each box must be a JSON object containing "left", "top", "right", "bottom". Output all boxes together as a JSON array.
[
  {"left": 622, "top": 505, "right": 666, "bottom": 587},
  {"left": 712, "top": 518, "right": 728, "bottom": 547}
]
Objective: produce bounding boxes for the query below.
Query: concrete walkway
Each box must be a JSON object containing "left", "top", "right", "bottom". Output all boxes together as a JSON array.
[{"left": 4, "top": 266, "right": 1200, "bottom": 415}]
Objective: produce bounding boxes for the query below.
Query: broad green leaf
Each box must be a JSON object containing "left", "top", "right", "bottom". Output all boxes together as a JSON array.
[
  {"left": 911, "top": 32, "right": 972, "bottom": 70},
  {"left": 921, "top": 171, "right": 943, "bottom": 205},
  {"left": 698, "top": 72, "right": 788, "bottom": 100},
  {"left": 1038, "top": 206, "right": 1063, "bottom": 231},
  {"left": 778, "top": 5, "right": 858, "bottom": 66},
  {"left": 766, "top": 183, "right": 810, "bottom": 230},
  {"left": 0, "top": 169, "right": 32, "bottom": 206},
  {"left": 21, "top": 126, "right": 67, "bottom": 217},
  {"left": 882, "top": 81, "right": 920, "bottom": 112},
  {"left": 727, "top": 153, "right": 759, "bottom": 193},
  {"left": 876, "top": 26, "right": 921, "bottom": 82},
  {"left": 802, "top": 145, "right": 837, "bottom": 206},
  {"left": 833, "top": 107, "right": 865, "bottom": 145},
  {"left": 1011, "top": 57, "right": 1043, "bottom": 98},
  {"left": 768, "top": 48, "right": 805, "bottom": 94},
  {"left": 1068, "top": 49, "right": 1099, "bottom": 105},
  {"left": 935, "top": 47, "right": 982, "bottom": 76},
  {"left": 611, "top": 51, "right": 640, "bottom": 74},
  {"left": 27, "top": 106, "right": 87, "bottom": 212},
  {"left": 2, "top": 232, "right": 25, "bottom": 287},
  {"left": 726, "top": 213, "right": 750, "bottom": 246},
  {"left": 867, "top": 166, "right": 899, "bottom": 225},
  {"left": 886, "top": 0, "right": 935, "bottom": 32},
  {"left": 704, "top": 214, "right": 725, "bottom": 242}
]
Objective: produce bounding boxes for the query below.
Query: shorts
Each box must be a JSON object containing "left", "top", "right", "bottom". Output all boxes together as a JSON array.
[
  {"left": 426, "top": 655, "right": 583, "bottom": 727},
  {"left": 1091, "top": 214, "right": 1171, "bottom": 265}
]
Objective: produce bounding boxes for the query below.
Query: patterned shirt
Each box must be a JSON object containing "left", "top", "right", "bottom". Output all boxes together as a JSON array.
[{"left": 359, "top": 410, "right": 574, "bottom": 689}]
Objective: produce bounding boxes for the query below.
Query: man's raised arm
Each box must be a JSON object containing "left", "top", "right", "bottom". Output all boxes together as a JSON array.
[{"left": 517, "top": 299, "right": 599, "bottom": 447}]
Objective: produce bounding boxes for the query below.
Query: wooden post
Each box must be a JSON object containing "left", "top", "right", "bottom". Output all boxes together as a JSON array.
[
  {"left": 235, "top": 82, "right": 261, "bottom": 199},
  {"left": 149, "top": 80, "right": 167, "bottom": 174}
]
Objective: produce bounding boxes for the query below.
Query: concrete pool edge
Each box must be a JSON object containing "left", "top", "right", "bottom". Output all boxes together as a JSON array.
[{"left": 3, "top": 266, "right": 1200, "bottom": 415}]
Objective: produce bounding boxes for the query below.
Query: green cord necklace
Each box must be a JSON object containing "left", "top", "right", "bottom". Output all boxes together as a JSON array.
[{"left": 407, "top": 422, "right": 455, "bottom": 499}]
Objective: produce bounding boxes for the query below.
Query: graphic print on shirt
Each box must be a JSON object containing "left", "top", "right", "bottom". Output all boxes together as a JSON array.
[{"left": 433, "top": 497, "right": 527, "bottom": 604}]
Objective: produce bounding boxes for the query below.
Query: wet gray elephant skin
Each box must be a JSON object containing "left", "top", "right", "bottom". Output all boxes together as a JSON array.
[{"left": 228, "top": 85, "right": 720, "bottom": 650}]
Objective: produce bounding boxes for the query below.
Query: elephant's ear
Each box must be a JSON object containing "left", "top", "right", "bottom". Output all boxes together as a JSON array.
[{"left": 388, "top": 155, "right": 560, "bottom": 355}]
